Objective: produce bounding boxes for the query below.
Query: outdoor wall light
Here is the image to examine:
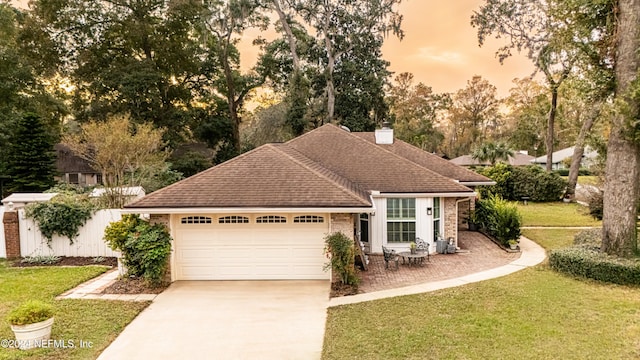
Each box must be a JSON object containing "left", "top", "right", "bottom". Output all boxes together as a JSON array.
[{"left": 426, "top": 207, "right": 432, "bottom": 216}]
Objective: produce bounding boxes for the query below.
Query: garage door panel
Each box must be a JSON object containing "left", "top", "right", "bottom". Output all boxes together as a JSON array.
[{"left": 175, "top": 216, "right": 331, "bottom": 280}]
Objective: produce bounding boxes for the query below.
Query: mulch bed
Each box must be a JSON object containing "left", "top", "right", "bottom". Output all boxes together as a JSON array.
[
  {"left": 12, "top": 256, "right": 117, "bottom": 267},
  {"left": 102, "top": 277, "right": 169, "bottom": 295},
  {"left": 331, "top": 282, "right": 359, "bottom": 297}
]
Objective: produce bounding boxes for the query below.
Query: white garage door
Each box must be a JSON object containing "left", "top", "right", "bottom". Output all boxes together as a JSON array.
[{"left": 174, "top": 214, "right": 331, "bottom": 280}]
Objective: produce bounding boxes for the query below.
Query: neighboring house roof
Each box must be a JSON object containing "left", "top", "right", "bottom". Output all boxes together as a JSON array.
[
  {"left": 125, "top": 124, "right": 480, "bottom": 210},
  {"left": 354, "top": 133, "right": 493, "bottom": 184},
  {"left": 450, "top": 152, "right": 535, "bottom": 167},
  {"left": 531, "top": 146, "right": 598, "bottom": 165},
  {"left": 90, "top": 187, "right": 146, "bottom": 198},
  {"left": 55, "top": 144, "right": 98, "bottom": 174}
]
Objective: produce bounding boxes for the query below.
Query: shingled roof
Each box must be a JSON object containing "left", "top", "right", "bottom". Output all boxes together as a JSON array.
[
  {"left": 126, "top": 124, "right": 479, "bottom": 210},
  {"left": 126, "top": 143, "right": 371, "bottom": 209},
  {"left": 352, "top": 133, "right": 494, "bottom": 184}
]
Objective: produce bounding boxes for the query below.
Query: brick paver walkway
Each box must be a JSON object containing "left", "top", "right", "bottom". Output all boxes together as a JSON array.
[{"left": 358, "top": 231, "right": 520, "bottom": 293}]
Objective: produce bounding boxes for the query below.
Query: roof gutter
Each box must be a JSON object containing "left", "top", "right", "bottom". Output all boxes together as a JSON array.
[
  {"left": 370, "top": 192, "right": 477, "bottom": 198},
  {"left": 459, "top": 181, "right": 496, "bottom": 186},
  {"left": 121, "top": 206, "right": 376, "bottom": 215}
]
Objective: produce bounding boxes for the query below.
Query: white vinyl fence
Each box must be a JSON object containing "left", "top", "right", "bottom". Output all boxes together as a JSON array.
[
  {"left": 0, "top": 206, "right": 6, "bottom": 258},
  {"left": 19, "top": 209, "right": 121, "bottom": 258}
]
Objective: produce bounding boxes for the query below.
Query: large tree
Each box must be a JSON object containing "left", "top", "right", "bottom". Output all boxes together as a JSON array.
[
  {"left": 445, "top": 75, "right": 500, "bottom": 157},
  {"left": 6, "top": 113, "right": 57, "bottom": 194},
  {"left": 472, "top": 0, "right": 577, "bottom": 172},
  {"left": 602, "top": 0, "right": 640, "bottom": 257},
  {"left": 386, "top": 72, "right": 447, "bottom": 152}
]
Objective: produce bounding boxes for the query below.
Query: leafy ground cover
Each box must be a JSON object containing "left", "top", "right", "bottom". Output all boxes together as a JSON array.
[{"left": 0, "top": 261, "right": 148, "bottom": 360}]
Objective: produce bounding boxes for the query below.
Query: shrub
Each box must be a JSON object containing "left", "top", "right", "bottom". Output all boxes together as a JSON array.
[
  {"left": 20, "top": 255, "right": 61, "bottom": 265},
  {"left": 475, "top": 195, "right": 522, "bottom": 246},
  {"left": 477, "top": 165, "right": 566, "bottom": 202},
  {"left": 549, "top": 247, "right": 640, "bottom": 286},
  {"left": 105, "top": 215, "right": 172, "bottom": 286},
  {"left": 7, "top": 300, "right": 54, "bottom": 325},
  {"left": 574, "top": 228, "right": 602, "bottom": 249},
  {"left": 587, "top": 190, "right": 603, "bottom": 220},
  {"left": 24, "top": 193, "right": 95, "bottom": 245},
  {"left": 324, "top": 232, "right": 359, "bottom": 287}
]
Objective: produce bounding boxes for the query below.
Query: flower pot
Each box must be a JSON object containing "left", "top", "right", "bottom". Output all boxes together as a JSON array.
[
  {"left": 510, "top": 244, "right": 518, "bottom": 250},
  {"left": 11, "top": 317, "right": 54, "bottom": 349},
  {"left": 410, "top": 248, "right": 417, "bottom": 254}
]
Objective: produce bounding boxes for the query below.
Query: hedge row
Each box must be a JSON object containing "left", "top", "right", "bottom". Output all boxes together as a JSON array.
[
  {"left": 474, "top": 195, "right": 521, "bottom": 246},
  {"left": 476, "top": 164, "right": 567, "bottom": 202},
  {"left": 549, "top": 246, "right": 640, "bottom": 286}
]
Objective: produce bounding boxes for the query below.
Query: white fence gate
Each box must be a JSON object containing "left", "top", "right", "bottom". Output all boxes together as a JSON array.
[
  {"left": 19, "top": 209, "right": 121, "bottom": 258},
  {"left": 0, "top": 206, "right": 5, "bottom": 258}
]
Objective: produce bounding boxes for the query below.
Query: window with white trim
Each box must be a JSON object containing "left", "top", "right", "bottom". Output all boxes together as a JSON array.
[
  {"left": 386, "top": 198, "right": 416, "bottom": 242},
  {"left": 433, "top": 197, "right": 441, "bottom": 240},
  {"left": 218, "top": 216, "right": 249, "bottom": 224},
  {"left": 293, "top": 215, "right": 324, "bottom": 223},
  {"left": 181, "top": 216, "right": 212, "bottom": 224},
  {"left": 256, "top": 215, "right": 287, "bottom": 223}
]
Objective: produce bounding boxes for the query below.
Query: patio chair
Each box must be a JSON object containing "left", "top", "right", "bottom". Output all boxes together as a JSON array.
[
  {"left": 382, "top": 246, "right": 399, "bottom": 270},
  {"left": 415, "top": 237, "right": 430, "bottom": 263}
]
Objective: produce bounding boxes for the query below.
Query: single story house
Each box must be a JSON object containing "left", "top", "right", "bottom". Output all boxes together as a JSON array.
[
  {"left": 450, "top": 151, "right": 534, "bottom": 167},
  {"left": 531, "top": 146, "right": 599, "bottom": 170},
  {"left": 124, "top": 124, "right": 494, "bottom": 281},
  {"left": 55, "top": 144, "right": 102, "bottom": 186}
]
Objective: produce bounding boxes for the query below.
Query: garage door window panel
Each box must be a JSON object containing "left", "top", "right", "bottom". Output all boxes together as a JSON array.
[
  {"left": 181, "top": 216, "right": 212, "bottom": 224},
  {"left": 256, "top": 215, "right": 287, "bottom": 223},
  {"left": 294, "top": 215, "right": 324, "bottom": 223},
  {"left": 218, "top": 216, "right": 249, "bottom": 224}
]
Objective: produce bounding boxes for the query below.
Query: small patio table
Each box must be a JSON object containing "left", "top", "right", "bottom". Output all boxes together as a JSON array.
[{"left": 398, "top": 251, "right": 429, "bottom": 267}]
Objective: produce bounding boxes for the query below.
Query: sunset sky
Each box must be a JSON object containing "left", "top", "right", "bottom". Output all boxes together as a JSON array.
[{"left": 13, "top": 1, "right": 536, "bottom": 97}]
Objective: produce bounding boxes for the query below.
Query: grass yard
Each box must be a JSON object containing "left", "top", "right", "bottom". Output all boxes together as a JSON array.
[
  {"left": 516, "top": 201, "right": 601, "bottom": 227},
  {"left": 0, "top": 261, "right": 148, "bottom": 360},
  {"left": 323, "top": 267, "right": 640, "bottom": 360},
  {"left": 521, "top": 228, "right": 581, "bottom": 251}
]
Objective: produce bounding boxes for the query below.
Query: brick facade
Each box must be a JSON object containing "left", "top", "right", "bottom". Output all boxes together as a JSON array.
[
  {"left": 330, "top": 213, "right": 355, "bottom": 240},
  {"left": 443, "top": 198, "right": 458, "bottom": 245},
  {"left": 3, "top": 211, "right": 20, "bottom": 259}
]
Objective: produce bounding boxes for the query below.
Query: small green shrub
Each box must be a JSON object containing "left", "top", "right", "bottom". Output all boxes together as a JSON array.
[
  {"left": 324, "top": 232, "right": 359, "bottom": 287},
  {"left": 25, "top": 193, "right": 95, "bottom": 245},
  {"left": 7, "top": 300, "right": 54, "bottom": 325},
  {"left": 587, "top": 190, "right": 603, "bottom": 220},
  {"left": 574, "top": 228, "right": 602, "bottom": 248},
  {"left": 105, "top": 215, "right": 172, "bottom": 286},
  {"left": 475, "top": 195, "right": 522, "bottom": 246},
  {"left": 20, "top": 255, "right": 61, "bottom": 265},
  {"left": 550, "top": 247, "right": 640, "bottom": 286}
]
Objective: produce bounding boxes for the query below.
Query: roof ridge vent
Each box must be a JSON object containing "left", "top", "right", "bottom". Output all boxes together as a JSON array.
[{"left": 375, "top": 121, "right": 393, "bottom": 144}]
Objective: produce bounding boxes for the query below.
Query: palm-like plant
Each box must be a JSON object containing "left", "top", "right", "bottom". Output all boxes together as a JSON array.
[{"left": 471, "top": 142, "right": 515, "bottom": 165}]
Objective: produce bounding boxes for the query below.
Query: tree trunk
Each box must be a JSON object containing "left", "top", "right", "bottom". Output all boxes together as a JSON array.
[
  {"left": 602, "top": 0, "right": 640, "bottom": 257},
  {"left": 272, "top": 0, "right": 300, "bottom": 71},
  {"left": 323, "top": 15, "right": 335, "bottom": 123},
  {"left": 545, "top": 87, "right": 558, "bottom": 172},
  {"left": 565, "top": 105, "right": 599, "bottom": 200}
]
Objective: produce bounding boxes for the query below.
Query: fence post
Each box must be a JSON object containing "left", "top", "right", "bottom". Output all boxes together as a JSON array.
[{"left": 3, "top": 211, "right": 20, "bottom": 259}]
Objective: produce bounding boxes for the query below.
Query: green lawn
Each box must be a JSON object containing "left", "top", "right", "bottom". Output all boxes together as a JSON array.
[
  {"left": 521, "top": 228, "right": 581, "bottom": 251},
  {"left": 0, "top": 262, "right": 148, "bottom": 360},
  {"left": 516, "top": 202, "right": 601, "bottom": 227},
  {"left": 323, "top": 267, "right": 640, "bottom": 360}
]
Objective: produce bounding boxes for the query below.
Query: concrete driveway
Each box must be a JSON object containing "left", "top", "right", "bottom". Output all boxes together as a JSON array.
[{"left": 98, "top": 281, "right": 330, "bottom": 360}]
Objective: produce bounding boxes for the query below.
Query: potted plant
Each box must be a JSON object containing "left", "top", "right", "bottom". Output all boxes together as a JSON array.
[
  {"left": 409, "top": 242, "right": 417, "bottom": 254},
  {"left": 507, "top": 239, "right": 519, "bottom": 250},
  {"left": 467, "top": 210, "right": 478, "bottom": 231},
  {"left": 7, "top": 300, "right": 54, "bottom": 349}
]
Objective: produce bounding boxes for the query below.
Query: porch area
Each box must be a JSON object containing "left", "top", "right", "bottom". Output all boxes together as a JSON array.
[{"left": 358, "top": 231, "right": 520, "bottom": 293}]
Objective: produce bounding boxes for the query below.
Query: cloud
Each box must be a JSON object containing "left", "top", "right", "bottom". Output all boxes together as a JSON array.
[{"left": 413, "top": 47, "right": 466, "bottom": 65}]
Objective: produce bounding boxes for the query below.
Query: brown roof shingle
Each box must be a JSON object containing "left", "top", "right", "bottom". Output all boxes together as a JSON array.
[
  {"left": 287, "top": 125, "right": 474, "bottom": 193},
  {"left": 126, "top": 143, "right": 371, "bottom": 209},
  {"left": 352, "top": 133, "right": 493, "bottom": 184}
]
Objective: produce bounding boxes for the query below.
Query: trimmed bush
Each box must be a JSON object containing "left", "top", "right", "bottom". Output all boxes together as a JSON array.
[
  {"left": 324, "top": 232, "right": 359, "bottom": 287},
  {"left": 477, "top": 165, "right": 567, "bottom": 202},
  {"left": 8, "top": 300, "right": 54, "bottom": 325},
  {"left": 574, "top": 228, "right": 602, "bottom": 248},
  {"left": 549, "top": 247, "right": 640, "bottom": 286},
  {"left": 105, "top": 215, "right": 172, "bottom": 286},
  {"left": 475, "top": 195, "right": 522, "bottom": 246},
  {"left": 587, "top": 190, "right": 603, "bottom": 220}
]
